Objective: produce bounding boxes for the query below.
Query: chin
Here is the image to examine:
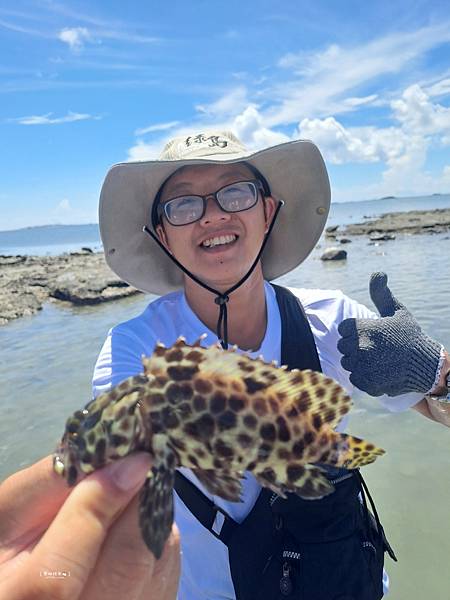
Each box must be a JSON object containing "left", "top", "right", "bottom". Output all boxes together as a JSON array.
[{"left": 197, "top": 267, "right": 250, "bottom": 289}]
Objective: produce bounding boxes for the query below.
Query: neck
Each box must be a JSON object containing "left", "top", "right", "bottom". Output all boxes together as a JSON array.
[{"left": 184, "top": 267, "right": 268, "bottom": 351}]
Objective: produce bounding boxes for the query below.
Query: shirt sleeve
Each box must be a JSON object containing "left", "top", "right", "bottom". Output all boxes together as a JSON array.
[{"left": 92, "top": 326, "right": 151, "bottom": 398}]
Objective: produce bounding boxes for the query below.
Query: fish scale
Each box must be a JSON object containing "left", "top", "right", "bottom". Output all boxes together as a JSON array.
[{"left": 53, "top": 336, "right": 384, "bottom": 559}]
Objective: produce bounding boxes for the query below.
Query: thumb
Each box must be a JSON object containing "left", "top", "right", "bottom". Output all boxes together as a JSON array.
[{"left": 369, "top": 272, "right": 404, "bottom": 317}]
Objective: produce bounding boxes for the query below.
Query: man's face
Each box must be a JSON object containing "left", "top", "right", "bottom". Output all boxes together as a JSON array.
[{"left": 155, "top": 163, "right": 276, "bottom": 289}]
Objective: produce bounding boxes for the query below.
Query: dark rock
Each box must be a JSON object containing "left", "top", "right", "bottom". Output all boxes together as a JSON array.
[
  {"left": 369, "top": 233, "right": 396, "bottom": 241},
  {"left": 321, "top": 248, "right": 347, "bottom": 261},
  {"left": 339, "top": 238, "right": 352, "bottom": 244},
  {"left": 81, "top": 247, "right": 94, "bottom": 253},
  {"left": 340, "top": 208, "right": 450, "bottom": 237},
  {"left": 325, "top": 225, "right": 339, "bottom": 233},
  {"left": 0, "top": 253, "right": 140, "bottom": 325},
  {"left": 50, "top": 273, "right": 136, "bottom": 305},
  {"left": 0, "top": 255, "right": 26, "bottom": 266}
]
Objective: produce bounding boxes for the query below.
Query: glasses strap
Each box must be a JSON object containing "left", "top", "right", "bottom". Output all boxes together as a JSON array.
[{"left": 143, "top": 199, "right": 283, "bottom": 350}]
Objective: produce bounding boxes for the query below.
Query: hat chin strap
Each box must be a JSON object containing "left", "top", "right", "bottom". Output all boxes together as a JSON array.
[{"left": 143, "top": 200, "right": 283, "bottom": 350}]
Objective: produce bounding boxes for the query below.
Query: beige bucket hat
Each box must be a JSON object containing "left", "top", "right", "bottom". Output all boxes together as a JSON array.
[{"left": 99, "top": 131, "right": 330, "bottom": 295}]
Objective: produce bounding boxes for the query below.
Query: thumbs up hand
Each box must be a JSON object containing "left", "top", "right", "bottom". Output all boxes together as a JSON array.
[{"left": 337, "top": 272, "right": 443, "bottom": 397}]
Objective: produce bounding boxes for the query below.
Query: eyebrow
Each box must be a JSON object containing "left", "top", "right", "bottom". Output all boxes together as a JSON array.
[{"left": 163, "top": 169, "right": 252, "bottom": 198}]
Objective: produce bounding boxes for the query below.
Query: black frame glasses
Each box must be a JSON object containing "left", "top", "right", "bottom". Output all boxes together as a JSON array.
[{"left": 157, "top": 179, "right": 265, "bottom": 226}]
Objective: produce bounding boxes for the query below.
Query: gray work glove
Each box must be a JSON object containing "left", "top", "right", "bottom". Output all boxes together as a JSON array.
[{"left": 337, "top": 272, "right": 443, "bottom": 397}]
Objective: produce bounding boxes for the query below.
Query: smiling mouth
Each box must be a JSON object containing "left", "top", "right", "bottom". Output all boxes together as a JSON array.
[{"left": 200, "top": 234, "right": 238, "bottom": 249}]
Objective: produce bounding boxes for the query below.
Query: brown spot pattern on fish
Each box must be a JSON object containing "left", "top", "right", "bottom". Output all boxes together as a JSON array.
[{"left": 53, "top": 337, "right": 385, "bottom": 560}]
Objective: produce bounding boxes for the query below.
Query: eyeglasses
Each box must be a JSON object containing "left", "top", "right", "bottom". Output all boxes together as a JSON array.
[{"left": 157, "top": 179, "right": 265, "bottom": 226}]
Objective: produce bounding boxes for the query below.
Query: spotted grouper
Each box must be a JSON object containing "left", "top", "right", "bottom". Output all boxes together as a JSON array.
[{"left": 53, "top": 337, "right": 384, "bottom": 559}]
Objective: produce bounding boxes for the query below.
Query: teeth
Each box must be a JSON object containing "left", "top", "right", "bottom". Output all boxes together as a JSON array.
[{"left": 202, "top": 234, "right": 236, "bottom": 248}]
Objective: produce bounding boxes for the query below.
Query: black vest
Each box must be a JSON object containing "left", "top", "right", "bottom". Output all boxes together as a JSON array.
[{"left": 175, "top": 284, "right": 396, "bottom": 600}]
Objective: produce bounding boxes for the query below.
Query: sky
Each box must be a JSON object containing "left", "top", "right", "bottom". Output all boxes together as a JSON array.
[{"left": 1, "top": 0, "right": 450, "bottom": 230}]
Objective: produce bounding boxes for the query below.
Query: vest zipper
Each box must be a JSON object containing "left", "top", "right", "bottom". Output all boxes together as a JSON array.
[{"left": 328, "top": 472, "right": 353, "bottom": 485}]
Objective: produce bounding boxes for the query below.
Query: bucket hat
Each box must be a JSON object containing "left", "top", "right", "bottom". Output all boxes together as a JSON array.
[{"left": 99, "top": 130, "right": 330, "bottom": 295}]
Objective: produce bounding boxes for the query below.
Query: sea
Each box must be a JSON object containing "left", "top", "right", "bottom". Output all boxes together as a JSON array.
[{"left": 1, "top": 193, "right": 450, "bottom": 600}]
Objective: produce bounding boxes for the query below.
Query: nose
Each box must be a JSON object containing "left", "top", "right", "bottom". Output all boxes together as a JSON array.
[{"left": 199, "top": 195, "right": 231, "bottom": 226}]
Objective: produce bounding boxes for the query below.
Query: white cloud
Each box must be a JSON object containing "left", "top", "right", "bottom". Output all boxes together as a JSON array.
[
  {"left": 0, "top": 17, "right": 50, "bottom": 38},
  {"left": 442, "top": 165, "right": 450, "bottom": 187},
  {"left": 391, "top": 84, "right": 450, "bottom": 140},
  {"left": 119, "top": 23, "right": 450, "bottom": 202},
  {"left": 43, "top": 3, "right": 159, "bottom": 44},
  {"left": 58, "top": 27, "right": 91, "bottom": 51},
  {"left": 12, "top": 111, "right": 101, "bottom": 125},
  {"left": 426, "top": 77, "right": 450, "bottom": 98},
  {"left": 135, "top": 121, "right": 180, "bottom": 136},
  {"left": 341, "top": 95, "right": 378, "bottom": 109},
  {"left": 55, "top": 198, "right": 72, "bottom": 214},
  {"left": 40, "top": 196, "right": 99, "bottom": 226},
  {"left": 267, "top": 23, "right": 450, "bottom": 125},
  {"left": 196, "top": 87, "right": 250, "bottom": 118},
  {"left": 127, "top": 139, "right": 162, "bottom": 161},
  {"left": 295, "top": 84, "right": 450, "bottom": 181},
  {"left": 298, "top": 117, "right": 376, "bottom": 164},
  {"left": 232, "top": 106, "right": 290, "bottom": 150}
]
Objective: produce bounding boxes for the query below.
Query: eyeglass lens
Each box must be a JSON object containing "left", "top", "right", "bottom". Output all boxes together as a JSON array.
[{"left": 163, "top": 181, "right": 259, "bottom": 226}]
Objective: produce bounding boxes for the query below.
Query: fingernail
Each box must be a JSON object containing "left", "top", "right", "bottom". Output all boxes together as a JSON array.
[{"left": 106, "top": 454, "right": 151, "bottom": 491}]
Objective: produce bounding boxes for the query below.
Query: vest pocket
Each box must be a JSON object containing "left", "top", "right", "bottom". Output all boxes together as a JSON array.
[{"left": 258, "top": 531, "right": 384, "bottom": 600}]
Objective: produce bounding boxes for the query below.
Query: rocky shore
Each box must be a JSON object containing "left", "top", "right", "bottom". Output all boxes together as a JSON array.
[
  {"left": 333, "top": 207, "right": 450, "bottom": 237},
  {"left": 0, "top": 250, "right": 140, "bottom": 325},
  {"left": 2, "top": 207, "right": 450, "bottom": 326}
]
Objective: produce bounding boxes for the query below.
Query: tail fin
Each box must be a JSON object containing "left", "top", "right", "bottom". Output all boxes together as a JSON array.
[{"left": 330, "top": 432, "right": 385, "bottom": 469}]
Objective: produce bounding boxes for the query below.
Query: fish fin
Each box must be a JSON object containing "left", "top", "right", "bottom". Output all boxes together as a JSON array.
[
  {"left": 277, "top": 369, "right": 352, "bottom": 429},
  {"left": 330, "top": 432, "right": 385, "bottom": 469},
  {"left": 142, "top": 340, "right": 352, "bottom": 432},
  {"left": 254, "top": 468, "right": 288, "bottom": 499},
  {"left": 255, "top": 463, "right": 334, "bottom": 500},
  {"left": 288, "top": 464, "right": 335, "bottom": 499},
  {"left": 139, "top": 441, "right": 176, "bottom": 559},
  {"left": 85, "top": 374, "right": 149, "bottom": 413},
  {"left": 192, "top": 469, "right": 243, "bottom": 502}
]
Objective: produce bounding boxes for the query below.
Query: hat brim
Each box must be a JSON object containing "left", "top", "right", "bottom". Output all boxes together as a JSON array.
[{"left": 99, "top": 140, "right": 330, "bottom": 295}]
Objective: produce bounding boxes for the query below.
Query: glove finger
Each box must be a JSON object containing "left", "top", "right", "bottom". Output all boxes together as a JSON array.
[
  {"left": 369, "top": 272, "right": 404, "bottom": 317},
  {"left": 348, "top": 372, "right": 382, "bottom": 397},
  {"left": 337, "top": 334, "right": 358, "bottom": 356},
  {"left": 340, "top": 354, "right": 356, "bottom": 372},
  {"left": 337, "top": 318, "right": 358, "bottom": 339}
]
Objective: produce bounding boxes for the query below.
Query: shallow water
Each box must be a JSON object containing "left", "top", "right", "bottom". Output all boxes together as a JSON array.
[{"left": 1, "top": 231, "right": 449, "bottom": 599}]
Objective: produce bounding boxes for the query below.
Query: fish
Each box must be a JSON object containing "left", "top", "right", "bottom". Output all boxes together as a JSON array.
[{"left": 53, "top": 336, "right": 384, "bottom": 559}]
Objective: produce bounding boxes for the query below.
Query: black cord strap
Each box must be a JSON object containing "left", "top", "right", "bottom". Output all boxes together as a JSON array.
[{"left": 143, "top": 199, "right": 283, "bottom": 349}]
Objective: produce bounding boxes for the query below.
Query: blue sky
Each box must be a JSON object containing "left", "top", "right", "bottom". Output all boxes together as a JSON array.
[{"left": 1, "top": 0, "right": 450, "bottom": 230}]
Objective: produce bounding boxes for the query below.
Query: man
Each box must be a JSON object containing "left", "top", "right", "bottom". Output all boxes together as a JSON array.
[{"left": 93, "top": 131, "right": 449, "bottom": 599}]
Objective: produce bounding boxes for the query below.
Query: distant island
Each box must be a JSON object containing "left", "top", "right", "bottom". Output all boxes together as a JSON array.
[{"left": 0, "top": 223, "right": 100, "bottom": 247}]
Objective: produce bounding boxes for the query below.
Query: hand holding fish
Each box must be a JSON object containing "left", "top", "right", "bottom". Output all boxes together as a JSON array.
[
  {"left": 338, "top": 272, "right": 443, "bottom": 397},
  {"left": 0, "top": 454, "right": 180, "bottom": 600}
]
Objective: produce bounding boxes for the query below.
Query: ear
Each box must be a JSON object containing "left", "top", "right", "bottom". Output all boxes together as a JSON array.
[
  {"left": 263, "top": 196, "right": 278, "bottom": 233},
  {"left": 155, "top": 223, "right": 172, "bottom": 254}
]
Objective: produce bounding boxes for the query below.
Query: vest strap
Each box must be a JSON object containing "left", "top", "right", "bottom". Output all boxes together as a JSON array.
[{"left": 174, "top": 284, "right": 321, "bottom": 542}]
